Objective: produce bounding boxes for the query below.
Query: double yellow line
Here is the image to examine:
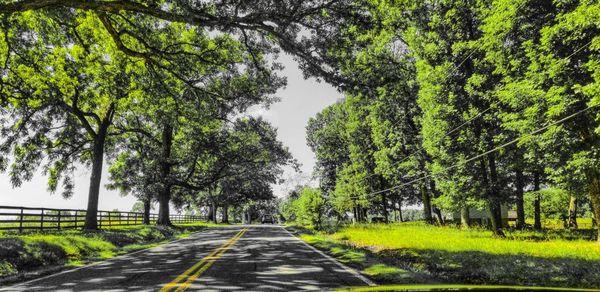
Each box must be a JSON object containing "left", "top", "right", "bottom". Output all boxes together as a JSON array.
[{"left": 161, "top": 228, "right": 249, "bottom": 292}]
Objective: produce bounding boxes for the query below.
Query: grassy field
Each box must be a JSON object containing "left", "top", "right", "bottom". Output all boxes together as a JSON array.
[
  {"left": 295, "top": 222, "right": 600, "bottom": 289},
  {"left": 0, "top": 222, "right": 220, "bottom": 282}
]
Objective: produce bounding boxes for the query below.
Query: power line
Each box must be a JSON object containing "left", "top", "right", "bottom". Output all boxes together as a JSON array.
[
  {"left": 348, "top": 32, "right": 597, "bottom": 200},
  {"left": 346, "top": 103, "right": 598, "bottom": 201},
  {"left": 360, "top": 2, "right": 530, "bottom": 183}
]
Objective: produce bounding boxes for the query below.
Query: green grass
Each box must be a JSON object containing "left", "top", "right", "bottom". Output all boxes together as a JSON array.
[
  {"left": 294, "top": 222, "right": 600, "bottom": 289},
  {"left": 0, "top": 222, "right": 217, "bottom": 281},
  {"left": 332, "top": 222, "right": 600, "bottom": 260},
  {"left": 338, "top": 284, "right": 600, "bottom": 291},
  {"left": 298, "top": 232, "right": 435, "bottom": 285}
]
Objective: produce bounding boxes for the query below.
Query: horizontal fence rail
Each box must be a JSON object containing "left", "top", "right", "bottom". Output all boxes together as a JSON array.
[{"left": 0, "top": 205, "right": 206, "bottom": 232}]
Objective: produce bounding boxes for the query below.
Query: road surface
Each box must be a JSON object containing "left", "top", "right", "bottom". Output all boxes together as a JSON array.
[{"left": 2, "top": 225, "right": 373, "bottom": 291}]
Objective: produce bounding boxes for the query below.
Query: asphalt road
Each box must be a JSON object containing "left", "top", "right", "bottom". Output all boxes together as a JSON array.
[{"left": 1, "top": 225, "right": 373, "bottom": 291}]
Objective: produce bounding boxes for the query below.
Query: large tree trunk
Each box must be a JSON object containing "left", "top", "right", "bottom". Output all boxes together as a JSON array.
[
  {"left": 398, "top": 198, "right": 403, "bottom": 222},
  {"left": 432, "top": 207, "right": 444, "bottom": 225},
  {"left": 156, "top": 189, "right": 171, "bottom": 225},
  {"left": 479, "top": 154, "right": 504, "bottom": 237},
  {"left": 360, "top": 207, "right": 367, "bottom": 223},
  {"left": 590, "top": 200, "right": 597, "bottom": 227},
  {"left": 429, "top": 180, "right": 444, "bottom": 225},
  {"left": 222, "top": 204, "right": 229, "bottom": 224},
  {"left": 421, "top": 182, "right": 433, "bottom": 224},
  {"left": 460, "top": 206, "right": 470, "bottom": 228},
  {"left": 381, "top": 193, "right": 389, "bottom": 223},
  {"left": 567, "top": 196, "right": 578, "bottom": 229},
  {"left": 589, "top": 174, "right": 600, "bottom": 243},
  {"left": 533, "top": 171, "right": 542, "bottom": 230},
  {"left": 83, "top": 135, "right": 106, "bottom": 230},
  {"left": 156, "top": 124, "right": 173, "bottom": 226},
  {"left": 515, "top": 166, "right": 526, "bottom": 229},
  {"left": 487, "top": 150, "right": 504, "bottom": 236},
  {"left": 208, "top": 203, "right": 215, "bottom": 222},
  {"left": 211, "top": 200, "right": 218, "bottom": 224},
  {"left": 143, "top": 199, "right": 151, "bottom": 225}
]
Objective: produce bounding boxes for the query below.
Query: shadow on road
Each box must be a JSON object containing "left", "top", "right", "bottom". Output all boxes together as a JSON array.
[{"left": 3, "top": 225, "right": 368, "bottom": 291}]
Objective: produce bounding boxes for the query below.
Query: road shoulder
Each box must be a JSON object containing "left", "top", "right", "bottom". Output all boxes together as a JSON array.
[{"left": 285, "top": 226, "right": 439, "bottom": 286}]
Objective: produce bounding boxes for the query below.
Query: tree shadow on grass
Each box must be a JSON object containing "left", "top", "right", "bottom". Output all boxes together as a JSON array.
[
  {"left": 301, "top": 233, "right": 600, "bottom": 289},
  {"left": 300, "top": 234, "right": 439, "bottom": 285},
  {"left": 380, "top": 248, "right": 600, "bottom": 289}
]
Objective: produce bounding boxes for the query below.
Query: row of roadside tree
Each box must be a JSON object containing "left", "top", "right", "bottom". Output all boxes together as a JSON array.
[{"left": 294, "top": 0, "right": 600, "bottom": 240}]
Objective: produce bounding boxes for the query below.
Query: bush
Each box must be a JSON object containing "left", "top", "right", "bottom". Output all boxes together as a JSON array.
[{"left": 283, "top": 187, "right": 325, "bottom": 229}]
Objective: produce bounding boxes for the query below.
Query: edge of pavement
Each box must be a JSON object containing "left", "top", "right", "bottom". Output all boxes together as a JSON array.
[
  {"left": 281, "top": 225, "right": 376, "bottom": 287},
  {"left": 0, "top": 225, "right": 240, "bottom": 291}
]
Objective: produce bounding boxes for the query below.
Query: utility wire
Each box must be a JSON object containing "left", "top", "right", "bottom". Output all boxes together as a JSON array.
[
  {"left": 360, "top": 2, "right": 531, "bottom": 183},
  {"left": 346, "top": 103, "right": 598, "bottom": 201},
  {"left": 345, "top": 29, "right": 597, "bottom": 200}
]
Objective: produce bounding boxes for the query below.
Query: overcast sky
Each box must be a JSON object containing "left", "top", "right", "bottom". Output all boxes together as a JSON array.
[{"left": 0, "top": 54, "right": 342, "bottom": 212}]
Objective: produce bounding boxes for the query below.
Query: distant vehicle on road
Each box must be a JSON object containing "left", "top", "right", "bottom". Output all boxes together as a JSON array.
[{"left": 261, "top": 214, "right": 275, "bottom": 224}]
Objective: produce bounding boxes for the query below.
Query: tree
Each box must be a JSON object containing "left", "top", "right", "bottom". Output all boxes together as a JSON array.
[
  {"left": 0, "top": 1, "right": 372, "bottom": 90},
  {"left": 307, "top": 102, "right": 350, "bottom": 196},
  {"left": 289, "top": 187, "right": 325, "bottom": 229},
  {"left": 0, "top": 12, "right": 148, "bottom": 230},
  {"left": 0, "top": 11, "right": 260, "bottom": 229},
  {"left": 171, "top": 116, "right": 295, "bottom": 225},
  {"left": 524, "top": 0, "right": 600, "bottom": 241}
]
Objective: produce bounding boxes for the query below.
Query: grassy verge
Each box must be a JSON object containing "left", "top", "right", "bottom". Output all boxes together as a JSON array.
[
  {"left": 0, "top": 222, "right": 220, "bottom": 283},
  {"left": 290, "top": 222, "right": 600, "bottom": 289}
]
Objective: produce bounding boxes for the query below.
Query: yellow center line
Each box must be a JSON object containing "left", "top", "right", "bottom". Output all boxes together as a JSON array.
[
  {"left": 160, "top": 228, "right": 248, "bottom": 292},
  {"left": 174, "top": 228, "right": 248, "bottom": 291}
]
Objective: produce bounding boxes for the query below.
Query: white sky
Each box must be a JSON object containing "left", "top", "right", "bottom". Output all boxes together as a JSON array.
[{"left": 0, "top": 54, "right": 342, "bottom": 212}]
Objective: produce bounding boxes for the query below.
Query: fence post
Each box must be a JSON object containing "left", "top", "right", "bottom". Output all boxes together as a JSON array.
[
  {"left": 99, "top": 211, "right": 102, "bottom": 229},
  {"left": 40, "top": 208, "right": 45, "bottom": 231},
  {"left": 57, "top": 210, "right": 61, "bottom": 230},
  {"left": 19, "top": 208, "right": 24, "bottom": 233},
  {"left": 75, "top": 210, "right": 78, "bottom": 228}
]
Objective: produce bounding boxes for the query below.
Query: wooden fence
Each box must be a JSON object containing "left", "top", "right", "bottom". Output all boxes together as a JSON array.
[{"left": 0, "top": 205, "right": 206, "bottom": 232}]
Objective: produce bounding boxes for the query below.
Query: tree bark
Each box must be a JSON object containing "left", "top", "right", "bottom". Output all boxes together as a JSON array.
[
  {"left": 211, "top": 200, "right": 218, "bottom": 224},
  {"left": 222, "top": 204, "right": 229, "bottom": 223},
  {"left": 398, "top": 198, "right": 403, "bottom": 222},
  {"left": 83, "top": 130, "right": 107, "bottom": 230},
  {"left": 589, "top": 174, "right": 600, "bottom": 243},
  {"left": 567, "top": 196, "right": 577, "bottom": 229},
  {"left": 429, "top": 180, "right": 444, "bottom": 225},
  {"left": 156, "top": 189, "right": 171, "bottom": 225},
  {"left": 352, "top": 206, "right": 358, "bottom": 224},
  {"left": 432, "top": 207, "right": 444, "bottom": 225},
  {"left": 420, "top": 182, "right": 433, "bottom": 224},
  {"left": 208, "top": 202, "right": 215, "bottom": 222},
  {"left": 143, "top": 199, "right": 151, "bottom": 225},
  {"left": 460, "top": 206, "right": 470, "bottom": 228},
  {"left": 381, "top": 193, "right": 389, "bottom": 223},
  {"left": 590, "top": 200, "right": 597, "bottom": 227},
  {"left": 156, "top": 124, "right": 173, "bottom": 226},
  {"left": 487, "top": 150, "right": 504, "bottom": 236},
  {"left": 479, "top": 154, "right": 504, "bottom": 237},
  {"left": 515, "top": 166, "right": 526, "bottom": 229},
  {"left": 533, "top": 171, "right": 542, "bottom": 230}
]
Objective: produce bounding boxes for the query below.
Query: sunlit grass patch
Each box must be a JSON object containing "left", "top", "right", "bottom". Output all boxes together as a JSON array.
[
  {"left": 296, "top": 222, "right": 600, "bottom": 288},
  {"left": 338, "top": 284, "right": 600, "bottom": 291},
  {"left": 333, "top": 223, "right": 600, "bottom": 260},
  {"left": 362, "top": 264, "right": 412, "bottom": 281},
  {"left": 298, "top": 233, "right": 434, "bottom": 284},
  {"left": 18, "top": 234, "right": 116, "bottom": 259}
]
